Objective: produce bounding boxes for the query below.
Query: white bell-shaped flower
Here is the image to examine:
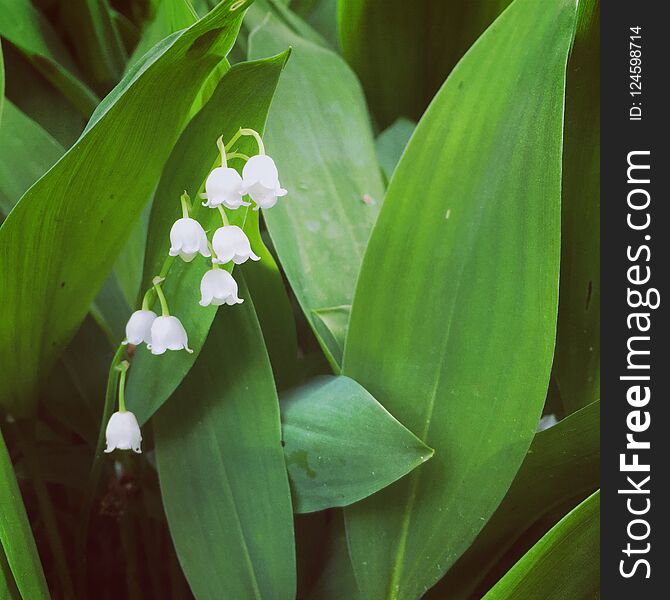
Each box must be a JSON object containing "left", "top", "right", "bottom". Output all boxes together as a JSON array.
[
  {"left": 241, "top": 155, "right": 287, "bottom": 210},
  {"left": 104, "top": 411, "right": 142, "bottom": 453},
  {"left": 199, "top": 269, "right": 243, "bottom": 307},
  {"left": 203, "top": 167, "right": 248, "bottom": 210},
  {"left": 147, "top": 315, "right": 192, "bottom": 355},
  {"left": 212, "top": 225, "right": 260, "bottom": 265},
  {"left": 169, "top": 218, "right": 211, "bottom": 262},
  {"left": 123, "top": 310, "right": 156, "bottom": 346}
]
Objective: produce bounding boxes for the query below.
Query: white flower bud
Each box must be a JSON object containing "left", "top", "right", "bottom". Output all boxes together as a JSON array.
[
  {"left": 147, "top": 315, "right": 192, "bottom": 355},
  {"left": 104, "top": 411, "right": 142, "bottom": 453},
  {"left": 123, "top": 310, "right": 156, "bottom": 346},
  {"left": 241, "top": 155, "right": 287, "bottom": 210},
  {"left": 203, "top": 167, "right": 248, "bottom": 210},
  {"left": 169, "top": 218, "right": 211, "bottom": 262},
  {"left": 199, "top": 269, "right": 243, "bottom": 307},
  {"left": 211, "top": 225, "right": 260, "bottom": 265}
]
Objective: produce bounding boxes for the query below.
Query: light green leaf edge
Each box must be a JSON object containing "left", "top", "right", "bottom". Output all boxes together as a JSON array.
[{"left": 483, "top": 491, "right": 600, "bottom": 599}]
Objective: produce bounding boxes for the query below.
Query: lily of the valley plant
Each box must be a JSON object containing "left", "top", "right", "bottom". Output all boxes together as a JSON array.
[{"left": 106, "top": 129, "right": 285, "bottom": 454}]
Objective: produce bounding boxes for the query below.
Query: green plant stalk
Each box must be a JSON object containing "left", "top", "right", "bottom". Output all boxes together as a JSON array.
[
  {"left": 15, "top": 422, "right": 75, "bottom": 599},
  {"left": 75, "top": 343, "right": 124, "bottom": 595}
]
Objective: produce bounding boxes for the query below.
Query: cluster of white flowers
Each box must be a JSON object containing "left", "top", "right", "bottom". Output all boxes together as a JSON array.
[{"left": 105, "top": 129, "right": 285, "bottom": 454}]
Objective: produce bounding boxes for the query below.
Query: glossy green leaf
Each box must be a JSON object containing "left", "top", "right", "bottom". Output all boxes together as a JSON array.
[
  {"left": 126, "top": 51, "right": 289, "bottom": 425},
  {"left": 0, "top": 0, "right": 250, "bottom": 417},
  {"left": 1, "top": 42, "right": 84, "bottom": 147},
  {"left": 59, "top": 0, "right": 128, "bottom": 90},
  {"left": 338, "top": 0, "right": 512, "bottom": 127},
  {"left": 0, "top": 100, "right": 129, "bottom": 341},
  {"left": 128, "top": 0, "right": 198, "bottom": 70},
  {"left": 154, "top": 276, "right": 295, "bottom": 600},
  {"left": 295, "top": 0, "right": 340, "bottom": 49},
  {"left": 0, "top": 100, "right": 65, "bottom": 217},
  {"left": 341, "top": 0, "right": 578, "bottom": 597},
  {"left": 282, "top": 375, "right": 433, "bottom": 513},
  {"left": 0, "top": 0, "right": 99, "bottom": 115},
  {"left": 244, "top": 0, "right": 330, "bottom": 49},
  {"left": 375, "top": 118, "right": 415, "bottom": 183},
  {"left": 555, "top": 0, "right": 600, "bottom": 414},
  {"left": 429, "top": 401, "right": 600, "bottom": 599},
  {"left": 307, "top": 512, "right": 360, "bottom": 600},
  {"left": 0, "top": 429, "right": 50, "bottom": 600},
  {"left": 0, "top": 39, "right": 4, "bottom": 121},
  {"left": 484, "top": 491, "right": 600, "bottom": 599},
  {"left": 248, "top": 14, "right": 384, "bottom": 369},
  {"left": 1, "top": 544, "right": 21, "bottom": 600},
  {"left": 242, "top": 208, "right": 298, "bottom": 390}
]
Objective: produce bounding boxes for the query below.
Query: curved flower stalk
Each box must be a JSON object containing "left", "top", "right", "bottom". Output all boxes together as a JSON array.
[
  {"left": 146, "top": 277, "right": 192, "bottom": 355},
  {"left": 104, "top": 361, "right": 142, "bottom": 453}
]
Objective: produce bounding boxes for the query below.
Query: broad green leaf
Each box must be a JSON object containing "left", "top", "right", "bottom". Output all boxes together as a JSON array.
[
  {"left": 0, "top": 429, "right": 50, "bottom": 600},
  {"left": 0, "top": 100, "right": 65, "bottom": 217},
  {"left": 483, "top": 491, "right": 600, "bottom": 599},
  {"left": 307, "top": 513, "right": 360, "bottom": 600},
  {"left": 282, "top": 375, "right": 433, "bottom": 513},
  {"left": 0, "top": 0, "right": 251, "bottom": 417},
  {"left": 338, "top": 0, "right": 511, "bottom": 127},
  {"left": 341, "top": 0, "right": 578, "bottom": 597},
  {"left": 0, "top": 0, "right": 99, "bottom": 115},
  {"left": 1, "top": 39, "right": 4, "bottom": 122},
  {"left": 1, "top": 545, "right": 21, "bottom": 600},
  {"left": 128, "top": 0, "right": 198, "bottom": 70},
  {"left": 429, "top": 401, "right": 600, "bottom": 599},
  {"left": 375, "top": 118, "right": 415, "bottom": 183},
  {"left": 0, "top": 42, "right": 84, "bottom": 147},
  {"left": 244, "top": 0, "right": 330, "bottom": 49},
  {"left": 555, "top": 0, "right": 600, "bottom": 414},
  {"left": 242, "top": 208, "right": 299, "bottom": 390},
  {"left": 248, "top": 14, "right": 384, "bottom": 369},
  {"left": 294, "top": 0, "right": 340, "bottom": 49},
  {"left": 310, "top": 305, "right": 350, "bottom": 365},
  {"left": 154, "top": 276, "right": 295, "bottom": 600},
  {"left": 0, "top": 100, "right": 130, "bottom": 341},
  {"left": 126, "top": 51, "right": 289, "bottom": 425},
  {"left": 59, "top": 0, "right": 128, "bottom": 90}
]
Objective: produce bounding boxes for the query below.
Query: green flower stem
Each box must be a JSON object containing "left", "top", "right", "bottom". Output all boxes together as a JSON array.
[
  {"left": 180, "top": 191, "right": 191, "bottom": 219},
  {"left": 117, "top": 361, "right": 130, "bottom": 412},
  {"left": 226, "top": 152, "right": 250, "bottom": 162},
  {"left": 75, "top": 344, "right": 125, "bottom": 596},
  {"left": 240, "top": 128, "right": 265, "bottom": 155},
  {"left": 141, "top": 287, "right": 154, "bottom": 311},
  {"left": 217, "top": 205, "right": 230, "bottom": 227},
  {"left": 224, "top": 127, "right": 265, "bottom": 155},
  {"left": 208, "top": 241, "right": 219, "bottom": 268},
  {"left": 152, "top": 278, "right": 170, "bottom": 317},
  {"left": 217, "top": 136, "right": 227, "bottom": 168}
]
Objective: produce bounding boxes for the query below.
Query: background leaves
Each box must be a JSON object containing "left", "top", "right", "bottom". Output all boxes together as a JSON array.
[
  {"left": 342, "top": 0, "right": 578, "bottom": 597},
  {"left": 281, "top": 375, "right": 433, "bottom": 513},
  {"left": 0, "top": 0, "right": 250, "bottom": 416},
  {"left": 483, "top": 491, "right": 600, "bottom": 599},
  {"left": 248, "top": 13, "right": 384, "bottom": 369},
  {"left": 554, "top": 0, "right": 600, "bottom": 414},
  {"left": 154, "top": 276, "right": 296, "bottom": 600},
  {"left": 338, "top": 0, "right": 512, "bottom": 127}
]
